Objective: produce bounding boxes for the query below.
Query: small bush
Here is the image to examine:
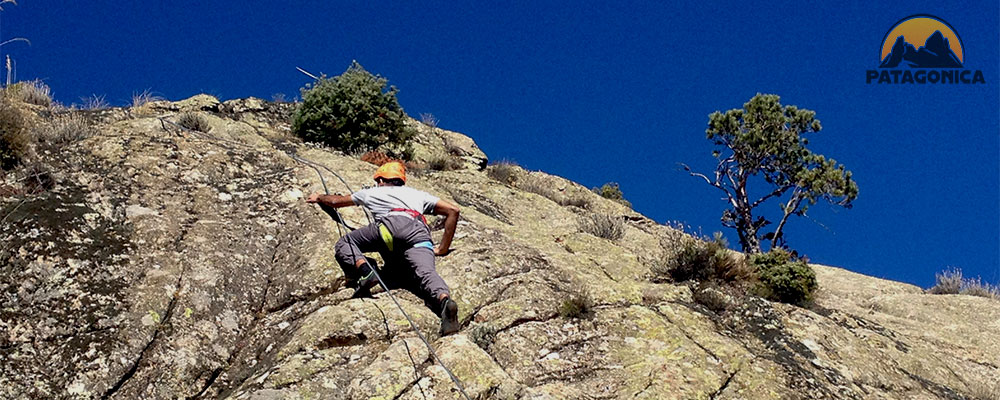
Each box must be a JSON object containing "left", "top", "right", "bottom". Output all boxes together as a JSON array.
[
  {"left": 292, "top": 61, "right": 413, "bottom": 155},
  {"left": 37, "top": 113, "right": 95, "bottom": 146},
  {"left": 558, "top": 194, "right": 591, "bottom": 209},
  {"left": 467, "top": 322, "right": 498, "bottom": 350},
  {"left": 750, "top": 249, "right": 817, "bottom": 306},
  {"left": 518, "top": 175, "right": 557, "bottom": 198},
  {"left": 692, "top": 286, "right": 734, "bottom": 313},
  {"left": 426, "top": 155, "right": 463, "bottom": 171},
  {"left": 656, "top": 233, "right": 748, "bottom": 284},
  {"left": 961, "top": 278, "right": 999, "bottom": 299},
  {"left": 928, "top": 268, "right": 999, "bottom": 299},
  {"left": 593, "top": 182, "right": 632, "bottom": 208},
  {"left": 5, "top": 80, "right": 52, "bottom": 107},
  {"left": 487, "top": 161, "right": 520, "bottom": 185},
  {"left": 0, "top": 101, "right": 30, "bottom": 169},
  {"left": 360, "top": 151, "right": 394, "bottom": 166},
  {"left": 177, "top": 112, "right": 210, "bottom": 132},
  {"left": 579, "top": 213, "right": 625, "bottom": 240},
  {"left": 928, "top": 267, "right": 964, "bottom": 294},
  {"left": 558, "top": 291, "right": 594, "bottom": 319}
]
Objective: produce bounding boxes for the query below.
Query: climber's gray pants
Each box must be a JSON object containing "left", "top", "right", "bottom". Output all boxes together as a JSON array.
[{"left": 335, "top": 215, "right": 449, "bottom": 310}]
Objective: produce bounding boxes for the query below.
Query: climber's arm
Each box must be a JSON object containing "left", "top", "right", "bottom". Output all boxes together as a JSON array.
[
  {"left": 306, "top": 193, "right": 356, "bottom": 208},
  {"left": 433, "top": 199, "right": 460, "bottom": 256}
]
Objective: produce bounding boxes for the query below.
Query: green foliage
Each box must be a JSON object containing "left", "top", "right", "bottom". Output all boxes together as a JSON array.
[
  {"left": 579, "top": 213, "right": 625, "bottom": 240},
  {"left": 593, "top": 182, "right": 631, "bottom": 208},
  {"left": 292, "top": 61, "right": 413, "bottom": 156},
  {"left": 654, "top": 232, "right": 750, "bottom": 285},
  {"left": 0, "top": 100, "right": 29, "bottom": 170},
  {"left": 750, "top": 248, "right": 817, "bottom": 306},
  {"left": 690, "top": 93, "right": 859, "bottom": 253},
  {"left": 467, "top": 322, "right": 498, "bottom": 350},
  {"left": 558, "top": 291, "right": 593, "bottom": 319}
]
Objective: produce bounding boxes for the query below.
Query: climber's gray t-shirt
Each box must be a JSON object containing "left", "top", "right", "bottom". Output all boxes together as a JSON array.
[{"left": 351, "top": 186, "right": 439, "bottom": 220}]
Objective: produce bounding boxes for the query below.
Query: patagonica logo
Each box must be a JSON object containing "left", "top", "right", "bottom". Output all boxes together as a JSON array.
[{"left": 866, "top": 15, "right": 985, "bottom": 84}]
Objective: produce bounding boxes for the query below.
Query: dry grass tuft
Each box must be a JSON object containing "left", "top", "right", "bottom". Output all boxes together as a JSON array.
[
  {"left": 131, "top": 89, "right": 161, "bottom": 108},
  {"left": 558, "top": 290, "right": 594, "bottom": 319},
  {"left": 959, "top": 277, "right": 999, "bottom": 300},
  {"left": 80, "top": 94, "right": 109, "bottom": 110},
  {"left": 419, "top": 113, "right": 439, "bottom": 128},
  {"left": 579, "top": 213, "right": 625, "bottom": 240},
  {"left": 0, "top": 100, "right": 30, "bottom": 169},
  {"left": 518, "top": 175, "right": 557, "bottom": 198},
  {"left": 487, "top": 160, "right": 520, "bottom": 185},
  {"left": 966, "top": 380, "right": 1000, "bottom": 400},
  {"left": 177, "top": 112, "right": 211, "bottom": 133},
  {"left": 928, "top": 268, "right": 963, "bottom": 294},
  {"left": 37, "top": 113, "right": 95, "bottom": 146},
  {"left": 558, "top": 194, "right": 591, "bottom": 209},
  {"left": 654, "top": 233, "right": 751, "bottom": 285},
  {"left": 928, "top": 268, "right": 997, "bottom": 299},
  {"left": 426, "top": 154, "right": 463, "bottom": 171},
  {"left": 5, "top": 79, "right": 52, "bottom": 107}
]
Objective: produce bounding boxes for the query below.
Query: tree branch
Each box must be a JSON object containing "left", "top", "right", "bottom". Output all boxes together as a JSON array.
[
  {"left": 681, "top": 162, "right": 741, "bottom": 216},
  {"left": 680, "top": 163, "right": 715, "bottom": 187},
  {"left": 751, "top": 185, "right": 792, "bottom": 209},
  {"left": 770, "top": 188, "right": 804, "bottom": 249}
]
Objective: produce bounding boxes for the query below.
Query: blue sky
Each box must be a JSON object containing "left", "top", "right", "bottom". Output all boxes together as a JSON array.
[{"left": 5, "top": 1, "right": 997, "bottom": 288}]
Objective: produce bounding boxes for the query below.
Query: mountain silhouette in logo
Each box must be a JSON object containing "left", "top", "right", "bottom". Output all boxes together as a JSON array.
[{"left": 879, "top": 30, "right": 962, "bottom": 68}]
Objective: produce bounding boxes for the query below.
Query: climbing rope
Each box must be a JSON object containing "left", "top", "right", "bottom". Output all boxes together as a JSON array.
[{"left": 159, "top": 114, "right": 473, "bottom": 400}]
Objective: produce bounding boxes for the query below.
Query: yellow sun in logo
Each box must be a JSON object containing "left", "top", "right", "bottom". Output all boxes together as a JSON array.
[{"left": 880, "top": 16, "right": 963, "bottom": 64}]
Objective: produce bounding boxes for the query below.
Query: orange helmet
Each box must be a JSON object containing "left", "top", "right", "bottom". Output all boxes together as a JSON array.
[{"left": 373, "top": 161, "right": 406, "bottom": 183}]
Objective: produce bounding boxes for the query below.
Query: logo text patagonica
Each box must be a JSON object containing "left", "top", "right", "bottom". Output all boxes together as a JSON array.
[{"left": 865, "top": 15, "right": 985, "bottom": 85}]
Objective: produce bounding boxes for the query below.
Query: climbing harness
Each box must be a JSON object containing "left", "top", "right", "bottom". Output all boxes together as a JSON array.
[
  {"left": 159, "top": 115, "right": 473, "bottom": 400},
  {"left": 389, "top": 207, "right": 429, "bottom": 224},
  {"left": 380, "top": 208, "right": 431, "bottom": 252}
]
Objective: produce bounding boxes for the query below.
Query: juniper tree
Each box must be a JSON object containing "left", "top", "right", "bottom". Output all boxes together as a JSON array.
[
  {"left": 292, "top": 61, "right": 412, "bottom": 156},
  {"left": 683, "top": 94, "right": 858, "bottom": 253}
]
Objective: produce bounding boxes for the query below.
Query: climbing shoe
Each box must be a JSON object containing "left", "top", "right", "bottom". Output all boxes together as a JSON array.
[
  {"left": 439, "top": 297, "right": 459, "bottom": 336},
  {"left": 351, "top": 262, "right": 379, "bottom": 298}
]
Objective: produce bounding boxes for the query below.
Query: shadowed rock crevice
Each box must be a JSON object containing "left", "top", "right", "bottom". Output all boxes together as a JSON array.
[{"left": 102, "top": 278, "right": 183, "bottom": 399}]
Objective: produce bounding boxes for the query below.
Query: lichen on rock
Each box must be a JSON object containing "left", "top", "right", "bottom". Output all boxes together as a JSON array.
[{"left": 1, "top": 95, "right": 997, "bottom": 400}]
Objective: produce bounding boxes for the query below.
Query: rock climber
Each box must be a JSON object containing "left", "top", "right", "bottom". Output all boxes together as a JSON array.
[{"left": 305, "top": 161, "right": 462, "bottom": 335}]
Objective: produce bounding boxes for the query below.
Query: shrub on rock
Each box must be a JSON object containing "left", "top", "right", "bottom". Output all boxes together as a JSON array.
[
  {"left": 0, "top": 100, "right": 30, "bottom": 170},
  {"left": 292, "top": 61, "right": 412, "bottom": 157},
  {"left": 750, "top": 248, "right": 817, "bottom": 306}
]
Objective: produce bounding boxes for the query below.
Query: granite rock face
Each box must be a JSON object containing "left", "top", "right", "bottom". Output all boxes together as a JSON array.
[{"left": 1, "top": 95, "right": 997, "bottom": 399}]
